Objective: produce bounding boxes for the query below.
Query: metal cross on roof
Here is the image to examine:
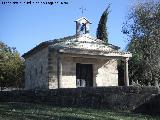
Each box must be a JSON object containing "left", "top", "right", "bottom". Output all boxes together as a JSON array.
[{"left": 79, "top": 6, "right": 86, "bottom": 16}]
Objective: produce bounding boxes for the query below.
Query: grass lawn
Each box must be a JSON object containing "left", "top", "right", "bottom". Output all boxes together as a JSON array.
[{"left": 0, "top": 102, "right": 159, "bottom": 120}]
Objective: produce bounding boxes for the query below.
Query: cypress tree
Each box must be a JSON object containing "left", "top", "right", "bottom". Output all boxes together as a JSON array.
[{"left": 96, "top": 5, "right": 110, "bottom": 44}]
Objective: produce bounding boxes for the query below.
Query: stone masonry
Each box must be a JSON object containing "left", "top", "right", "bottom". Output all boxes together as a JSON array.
[
  {"left": 24, "top": 47, "right": 49, "bottom": 89},
  {"left": 24, "top": 46, "right": 118, "bottom": 89},
  {"left": 0, "top": 86, "right": 160, "bottom": 115},
  {"left": 48, "top": 53, "right": 118, "bottom": 89}
]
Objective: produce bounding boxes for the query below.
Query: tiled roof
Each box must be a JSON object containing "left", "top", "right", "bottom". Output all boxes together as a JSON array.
[
  {"left": 51, "top": 34, "right": 131, "bottom": 57},
  {"left": 22, "top": 35, "right": 77, "bottom": 58},
  {"left": 22, "top": 34, "right": 132, "bottom": 58}
]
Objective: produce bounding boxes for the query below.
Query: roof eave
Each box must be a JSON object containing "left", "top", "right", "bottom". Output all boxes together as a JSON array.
[
  {"left": 75, "top": 17, "right": 92, "bottom": 24},
  {"left": 58, "top": 48, "right": 132, "bottom": 58}
]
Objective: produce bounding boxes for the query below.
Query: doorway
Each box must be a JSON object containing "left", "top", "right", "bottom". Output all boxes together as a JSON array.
[{"left": 76, "top": 63, "right": 93, "bottom": 87}]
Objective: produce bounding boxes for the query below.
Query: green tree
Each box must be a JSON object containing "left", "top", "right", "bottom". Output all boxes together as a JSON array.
[
  {"left": 0, "top": 41, "right": 24, "bottom": 90},
  {"left": 96, "top": 5, "right": 110, "bottom": 44},
  {"left": 122, "top": 1, "right": 160, "bottom": 86}
]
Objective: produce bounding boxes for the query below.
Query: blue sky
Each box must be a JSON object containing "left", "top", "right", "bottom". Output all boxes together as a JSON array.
[{"left": 0, "top": 0, "right": 135, "bottom": 55}]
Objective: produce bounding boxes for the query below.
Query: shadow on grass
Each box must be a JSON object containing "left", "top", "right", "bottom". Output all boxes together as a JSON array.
[
  {"left": 0, "top": 102, "right": 159, "bottom": 120},
  {"left": 133, "top": 94, "right": 160, "bottom": 116},
  {"left": 0, "top": 102, "right": 117, "bottom": 120}
]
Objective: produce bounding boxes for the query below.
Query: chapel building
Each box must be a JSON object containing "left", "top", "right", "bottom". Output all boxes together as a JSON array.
[{"left": 22, "top": 17, "right": 132, "bottom": 89}]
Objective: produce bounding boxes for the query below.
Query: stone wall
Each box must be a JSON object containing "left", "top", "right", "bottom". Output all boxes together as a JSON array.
[
  {"left": 0, "top": 86, "right": 159, "bottom": 115},
  {"left": 25, "top": 47, "right": 49, "bottom": 89},
  {"left": 59, "top": 55, "right": 118, "bottom": 88},
  {"left": 61, "top": 56, "right": 76, "bottom": 88},
  {"left": 95, "top": 59, "right": 118, "bottom": 86}
]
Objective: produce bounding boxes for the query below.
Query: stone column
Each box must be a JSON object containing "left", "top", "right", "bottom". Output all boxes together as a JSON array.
[
  {"left": 57, "top": 54, "right": 62, "bottom": 88},
  {"left": 124, "top": 58, "right": 129, "bottom": 86}
]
